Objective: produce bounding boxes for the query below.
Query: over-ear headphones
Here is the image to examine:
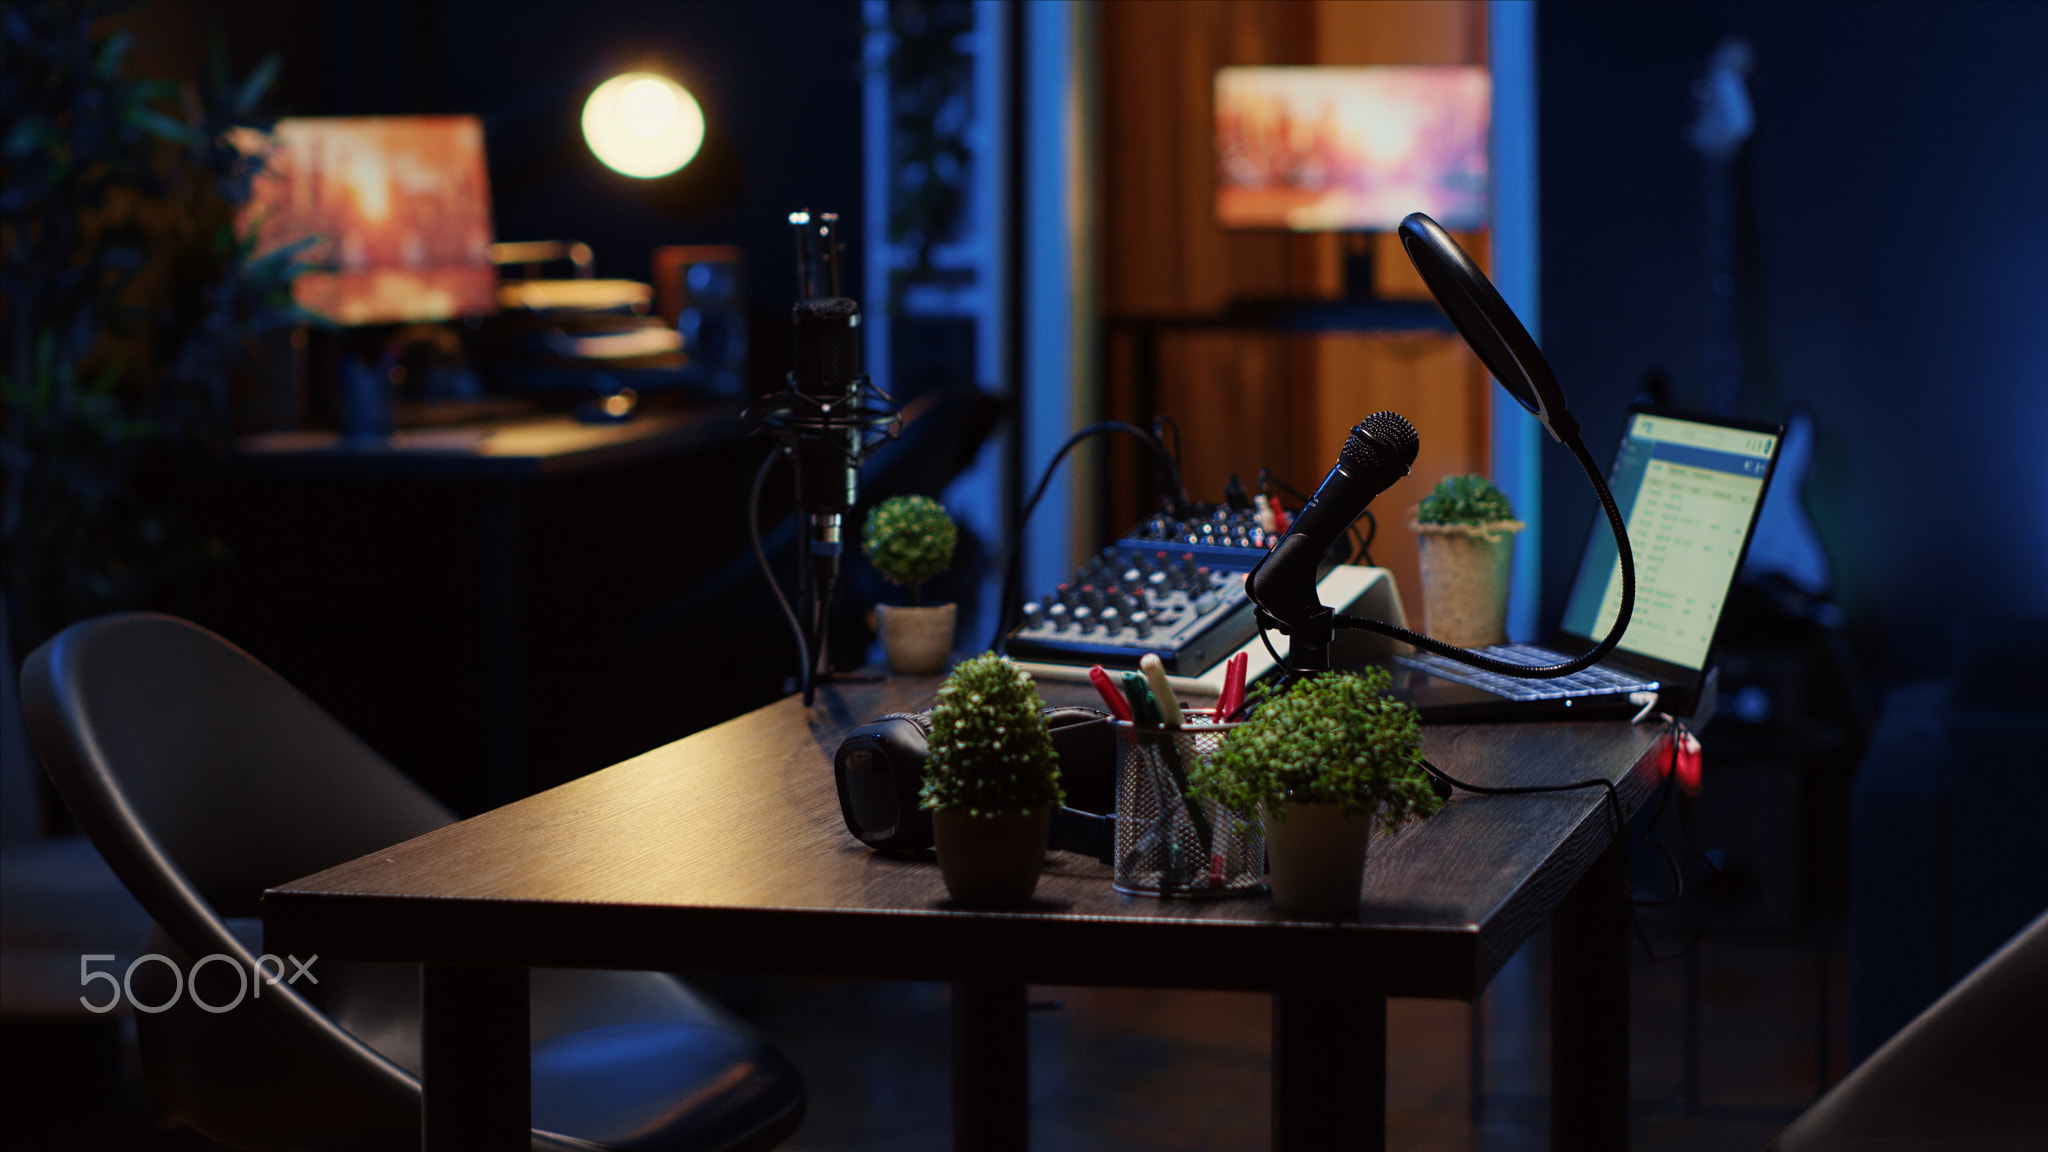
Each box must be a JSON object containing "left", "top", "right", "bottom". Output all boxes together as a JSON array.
[{"left": 834, "top": 705, "right": 1118, "bottom": 858}]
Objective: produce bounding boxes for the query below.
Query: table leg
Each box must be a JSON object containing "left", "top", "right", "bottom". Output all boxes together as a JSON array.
[
  {"left": 951, "top": 982, "right": 1028, "bottom": 1152},
  {"left": 1272, "top": 990, "right": 1386, "bottom": 1151},
  {"left": 422, "top": 964, "right": 529, "bottom": 1152},
  {"left": 1553, "top": 835, "right": 1630, "bottom": 1150}
]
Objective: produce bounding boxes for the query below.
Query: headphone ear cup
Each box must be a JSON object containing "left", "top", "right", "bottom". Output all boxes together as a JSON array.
[
  {"left": 1045, "top": 707, "right": 1117, "bottom": 815},
  {"left": 833, "top": 716, "right": 935, "bottom": 852}
]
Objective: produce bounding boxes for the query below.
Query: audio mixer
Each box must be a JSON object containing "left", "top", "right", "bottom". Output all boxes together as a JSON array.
[{"left": 1004, "top": 505, "right": 1326, "bottom": 676}]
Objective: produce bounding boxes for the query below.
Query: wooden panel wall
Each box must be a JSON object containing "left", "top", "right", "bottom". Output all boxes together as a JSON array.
[{"left": 1098, "top": 0, "right": 1491, "bottom": 625}]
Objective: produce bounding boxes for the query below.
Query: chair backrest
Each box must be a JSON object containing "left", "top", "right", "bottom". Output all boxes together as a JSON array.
[
  {"left": 1776, "top": 909, "right": 2048, "bottom": 1150},
  {"left": 22, "top": 613, "right": 453, "bottom": 920},
  {"left": 19, "top": 613, "right": 454, "bottom": 1147}
]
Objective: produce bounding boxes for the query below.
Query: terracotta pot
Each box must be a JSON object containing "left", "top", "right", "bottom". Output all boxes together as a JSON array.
[
  {"left": 932, "top": 807, "right": 1050, "bottom": 907},
  {"left": 1414, "top": 521, "right": 1523, "bottom": 648},
  {"left": 876, "top": 602, "right": 956, "bottom": 675},
  {"left": 1262, "top": 803, "right": 1374, "bottom": 915}
]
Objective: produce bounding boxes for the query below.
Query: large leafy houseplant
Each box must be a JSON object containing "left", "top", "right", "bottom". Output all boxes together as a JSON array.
[
  {"left": 919, "top": 652, "right": 1062, "bottom": 905},
  {"left": 1192, "top": 669, "right": 1441, "bottom": 913},
  {"left": 1, "top": 3, "right": 308, "bottom": 654}
]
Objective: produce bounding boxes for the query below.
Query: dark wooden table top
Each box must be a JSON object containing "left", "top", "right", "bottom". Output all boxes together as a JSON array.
[{"left": 264, "top": 675, "right": 1670, "bottom": 1000}]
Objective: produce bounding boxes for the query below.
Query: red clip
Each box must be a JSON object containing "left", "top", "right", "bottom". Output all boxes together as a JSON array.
[{"left": 1675, "top": 727, "right": 1703, "bottom": 796}]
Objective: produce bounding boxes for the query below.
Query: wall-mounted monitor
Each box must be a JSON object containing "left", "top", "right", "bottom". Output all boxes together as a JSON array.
[
  {"left": 241, "top": 116, "right": 498, "bottom": 326},
  {"left": 1214, "top": 65, "right": 1490, "bottom": 232}
]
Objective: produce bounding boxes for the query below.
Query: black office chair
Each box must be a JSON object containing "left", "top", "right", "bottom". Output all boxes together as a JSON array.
[{"left": 20, "top": 612, "right": 804, "bottom": 1152}]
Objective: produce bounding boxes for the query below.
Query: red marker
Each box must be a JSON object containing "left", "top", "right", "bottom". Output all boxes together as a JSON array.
[
  {"left": 1088, "top": 664, "right": 1133, "bottom": 722},
  {"left": 1216, "top": 651, "right": 1249, "bottom": 722}
]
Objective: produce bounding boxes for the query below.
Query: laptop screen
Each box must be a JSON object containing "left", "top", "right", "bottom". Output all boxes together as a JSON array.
[{"left": 1559, "top": 411, "right": 1780, "bottom": 670}]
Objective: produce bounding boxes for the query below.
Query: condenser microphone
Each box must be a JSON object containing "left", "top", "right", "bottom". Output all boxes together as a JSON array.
[
  {"left": 788, "top": 295, "right": 863, "bottom": 526},
  {"left": 1248, "top": 411, "right": 1419, "bottom": 631}
]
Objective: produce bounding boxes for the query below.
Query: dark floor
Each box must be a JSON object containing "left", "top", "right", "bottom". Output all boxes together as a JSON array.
[
  {"left": 740, "top": 923, "right": 1840, "bottom": 1152},
  {"left": 0, "top": 920, "right": 1844, "bottom": 1152}
]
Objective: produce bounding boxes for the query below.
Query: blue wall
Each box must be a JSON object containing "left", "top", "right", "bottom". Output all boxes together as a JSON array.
[{"left": 1536, "top": 1, "right": 2048, "bottom": 683}]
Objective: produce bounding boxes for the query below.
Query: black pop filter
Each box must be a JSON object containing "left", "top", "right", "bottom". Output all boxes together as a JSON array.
[{"left": 1398, "top": 212, "right": 1579, "bottom": 444}]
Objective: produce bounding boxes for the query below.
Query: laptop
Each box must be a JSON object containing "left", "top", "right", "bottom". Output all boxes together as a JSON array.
[{"left": 1374, "top": 405, "right": 1784, "bottom": 723}]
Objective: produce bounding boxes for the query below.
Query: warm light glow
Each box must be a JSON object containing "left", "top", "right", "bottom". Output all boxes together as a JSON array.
[{"left": 582, "top": 72, "right": 703, "bottom": 178}]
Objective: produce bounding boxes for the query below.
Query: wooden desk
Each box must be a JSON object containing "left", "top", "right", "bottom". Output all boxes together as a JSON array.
[
  {"left": 224, "top": 409, "right": 740, "bottom": 807},
  {"left": 265, "top": 674, "right": 1669, "bottom": 1151}
]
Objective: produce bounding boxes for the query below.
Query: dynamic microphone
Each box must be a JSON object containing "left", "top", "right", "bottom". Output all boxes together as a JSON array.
[{"left": 1248, "top": 411, "right": 1419, "bottom": 633}]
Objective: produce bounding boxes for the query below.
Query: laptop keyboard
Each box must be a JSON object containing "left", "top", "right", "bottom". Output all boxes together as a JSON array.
[{"left": 1394, "top": 644, "right": 1659, "bottom": 701}]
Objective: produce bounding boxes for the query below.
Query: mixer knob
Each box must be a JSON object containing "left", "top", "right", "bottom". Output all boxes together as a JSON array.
[
  {"left": 1122, "top": 566, "right": 1143, "bottom": 584},
  {"left": 1097, "top": 606, "right": 1121, "bottom": 632},
  {"left": 1130, "top": 612, "right": 1152, "bottom": 639},
  {"left": 1070, "top": 606, "right": 1094, "bottom": 631},
  {"left": 1082, "top": 587, "right": 1106, "bottom": 610},
  {"left": 1194, "top": 592, "right": 1219, "bottom": 616},
  {"left": 1022, "top": 602, "right": 1045, "bottom": 629},
  {"left": 1046, "top": 603, "right": 1070, "bottom": 631},
  {"left": 1147, "top": 570, "right": 1169, "bottom": 589}
]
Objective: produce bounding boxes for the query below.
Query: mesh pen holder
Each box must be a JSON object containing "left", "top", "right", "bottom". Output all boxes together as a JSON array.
[{"left": 1112, "top": 713, "right": 1266, "bottom": 898}]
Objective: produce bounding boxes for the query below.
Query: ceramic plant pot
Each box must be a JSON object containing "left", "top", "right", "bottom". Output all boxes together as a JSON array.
[
  {"left": 1262, "top": 803, "right": 1375, "bottom": 914},
  {"left": 932, "top": 807, "right": 1050, "bottom": 907},
  {"left": 877, "top": 602, "right": 957, "bottom": 675},
  {"left": 1414, "top": 521, "right": 1524, "bottom": 648}
]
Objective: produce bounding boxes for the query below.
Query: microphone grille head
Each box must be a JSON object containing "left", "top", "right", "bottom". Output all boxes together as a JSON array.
[
  {"left": 791, "top": 296, "right": 862, "bottom": 392},
  {"left": 1342, "top": 411, "right": 1420, "bottom": 474}
]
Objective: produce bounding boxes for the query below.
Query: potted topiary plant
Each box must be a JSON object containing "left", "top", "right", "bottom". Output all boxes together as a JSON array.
[
  {"left": 1190, "top": 669, "right": 1441, "bottom": 914},
  {"left": 919, "top": 653, "right": 1064, "bottom": 906},
  {"left": 863, "top": 494, "right": 960, "bottom": 674},
  {"left": 1411, "top": 474, "right": 1525, "bottom": 648}
]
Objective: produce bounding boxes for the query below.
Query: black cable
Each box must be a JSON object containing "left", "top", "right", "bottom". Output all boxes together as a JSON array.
[
  {"left": 1327, "top": 431, "right": 1635, "bottom": 680},
  {"left": 990, "top": 421, "right": 1183, "bottom": 654},
  {"left": 1421, "top": 755, "right": 1628, "bottom": 846},
  {"left": 1153, "top": 414, "right": 1182, "bottom": 475},
  {"left": 748, "top": 447, "right": 811, "bottom": 704},
  {"left": 1358, "top": 507, "right": 1377, "bottom": 567},
  {"left": 1427, "top": 716, "right": 1710, "bottom": 967},
  {"left": 1630, "top": 749, "right": 1685, "bottom": 909},
  {"left": 1256, "top": 616, "right": 1296, "bottom": 680}
]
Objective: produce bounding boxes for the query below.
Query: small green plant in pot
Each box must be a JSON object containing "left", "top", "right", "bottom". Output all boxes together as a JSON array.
[
  {"left": 1412, "top": 474, "right": 1525, "bottom": 648},
  {"left": 920, "top": 653, "right": 1064, "bottom": 906},
  {"left": 1191, "top": 669, "right": 1441, "bottom": 914},
  {"left": 864, "top": 495, "right": 960, "bottom": 674}
]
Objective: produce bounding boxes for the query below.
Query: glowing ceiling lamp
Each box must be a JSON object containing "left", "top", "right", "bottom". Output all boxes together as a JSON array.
[{"left": 582, "top": 72, "right": 704, "bottom": 178}]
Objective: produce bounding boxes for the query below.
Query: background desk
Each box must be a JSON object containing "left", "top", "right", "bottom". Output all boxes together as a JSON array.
[
  {"left": 178, "top": 408, "right": 780, "bottom": 812},
  {"left": 265, "top": 674, "right": 1670, "bottom": 1151}
]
